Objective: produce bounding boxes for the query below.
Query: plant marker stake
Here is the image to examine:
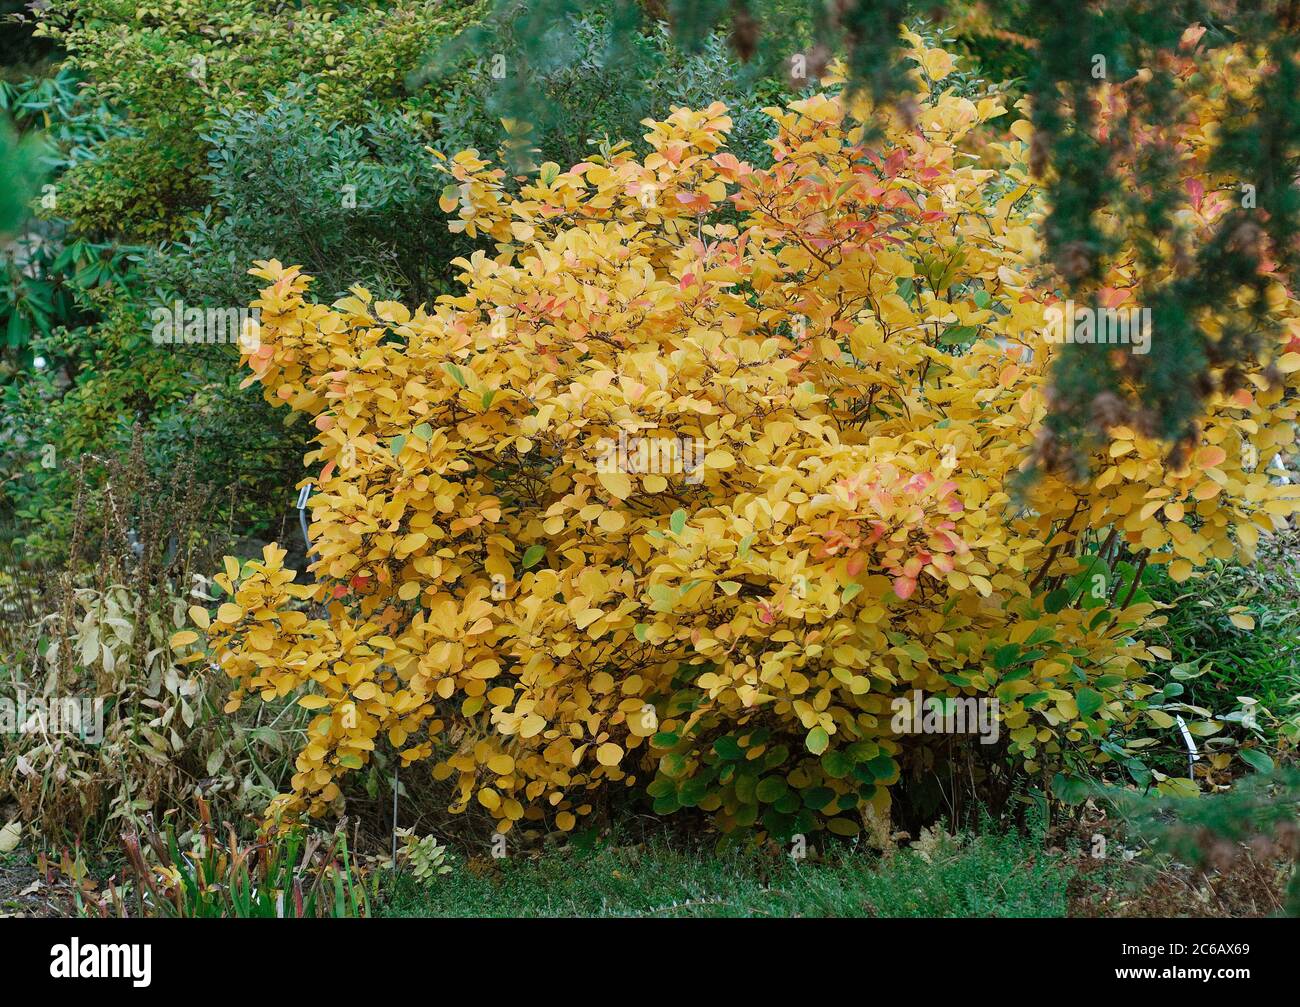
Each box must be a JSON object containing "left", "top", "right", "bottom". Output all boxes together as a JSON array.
[
  {"left": 391, "top": 766, "right": 399, "bottom": 873},
  {"left": 297, "top": 483, "right": 315, "bottom": 562},
  {"left": 1174, "top": 714, "right": 1200, "bottom": 780}
]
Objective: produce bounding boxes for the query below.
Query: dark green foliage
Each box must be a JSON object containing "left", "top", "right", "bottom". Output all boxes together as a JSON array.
[
  {"left": 144, "top": 92, "right": 470, "bottom": 309},
  {"left": 0, "top": 291, "right": 311, "bottom": 559},
  {"left": 430, "top": 16, "right": 785, "bottom": 173},
  {"left": 0, "top": 68, "right": 135, "bottom": 360},
  {"left": 0, "top": 119, "right": 45, "bottom": 244}
]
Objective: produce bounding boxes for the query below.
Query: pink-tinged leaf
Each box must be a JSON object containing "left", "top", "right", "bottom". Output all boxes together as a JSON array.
[
  {"left": 1098, "top": 286, "right": 1132, "bottom": 309},
  {"left": 893, "top": 576, "right": 917, "bottom": 600},
  {"left": 1185, "top": 177, "right": 1205, "bottom": 211},
  {"left": 1180, "top": 23, "right": 1207, "bottom": 50}
]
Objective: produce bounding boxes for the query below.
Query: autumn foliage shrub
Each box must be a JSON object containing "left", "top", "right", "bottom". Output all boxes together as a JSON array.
[{"left": 182, "top": 33, "right": 1300, "bottom": 839}]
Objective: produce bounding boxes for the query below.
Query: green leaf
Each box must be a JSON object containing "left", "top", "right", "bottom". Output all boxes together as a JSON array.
[
  {"left": 1051, "top": 772, "right": 1089, "bottom": 805},
  {"left": 1024, "top": 626, "right": 1056, "bottom": 647},
  {"left": 1044, "top": 588, "right": 1071, "bottom": 614},
  {"left": 805, "top": 726, "right": 830, "bottom": 755},
  {"left": 413, "top": 422, "right": 433, "bottom": 441},
  {"left": 646, "top": 777, "right": 675, "bottom": 798},
  {"left": 389, "top": 435, "right": 407, "bottom": 457},
  {"left": 1126, "top": 759, "right": 1152, "bottom": 788},
  {"left": 677, "top": 777, "right": 708, "bottom": 806},
  {"left": 939, "top": 324, "right": 979, "bottom": 346},
  {"left": 521, "top": 544, "right": 546, "bottom": 569},
  {"left": 993, "top": 643, "right": 1020, "bottom": 670},
  {"left": 670, "top": 508, "right": 687, "bottom": 535},
  {"left": 755, "top": 776, "right": 788, "bottom": 803},
  {"left": 1239, "top": 748, "right": 1274, "bottom": 774},
  {"left": 633, "top": 623, "right": 648, "bottom": 642},
  {"left": 865, "top": 754, "right": 897, "bottom": 782},
  {"left": 822, "top": 750, "right": 852, "bottom": 779},
  {"left": 1076, "top": 687, "right": 1103, "bottom": 718}
]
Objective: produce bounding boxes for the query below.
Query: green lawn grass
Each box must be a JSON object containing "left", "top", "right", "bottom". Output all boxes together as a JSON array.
[{"left": 378, "top": 829, "right": 1076, "bottom": 918}]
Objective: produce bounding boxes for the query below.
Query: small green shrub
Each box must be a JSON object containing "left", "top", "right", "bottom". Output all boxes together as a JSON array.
[{"left": 143, "top": 92, "right": 473, "bottom": 309}]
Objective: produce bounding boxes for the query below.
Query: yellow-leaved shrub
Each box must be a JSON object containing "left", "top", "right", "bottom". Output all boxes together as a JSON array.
[{"left": 183, "top": 33, "right": 1300, "bottom": 837}]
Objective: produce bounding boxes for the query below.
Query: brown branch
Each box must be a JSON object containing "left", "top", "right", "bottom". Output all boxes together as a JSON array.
[{"left": 1119, "top": 550, "right": 1150, "bottom": 609}]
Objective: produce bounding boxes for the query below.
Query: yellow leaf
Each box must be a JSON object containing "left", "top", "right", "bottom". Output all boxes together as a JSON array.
[
  {"left": 596, "top": 742, "right": 623, "bottom": 767},
  {"left": 216, "top": 603, "right": 244, "bottom": 624},
  {"left": 597, "top": 510, "right": 626, "bottom": 532},
  {"left": 598, "top": 470, "right": 632, "bottom": 500}
]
